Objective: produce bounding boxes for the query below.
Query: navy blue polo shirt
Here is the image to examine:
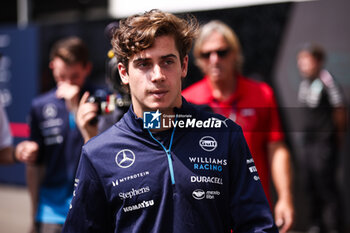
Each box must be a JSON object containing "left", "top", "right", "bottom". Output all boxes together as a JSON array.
[{"left": 29, "top": 87, "right": 88, "bottom": 224}]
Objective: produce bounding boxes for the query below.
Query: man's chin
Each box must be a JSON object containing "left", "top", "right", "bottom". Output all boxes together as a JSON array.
[
  {"left": 208, "top": 74, "right": 223, "bottom": 82},
  {"left": 146, "top": 102, "right": 168, "bottom": 111}
]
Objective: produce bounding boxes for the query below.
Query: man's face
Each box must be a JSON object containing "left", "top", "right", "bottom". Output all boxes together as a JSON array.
[
  {"left": 50, "top": 57, "right": 91, "bottom": 88},
  {"left": 118, "top": 35, "right": 188, "bottom": 117},
  {"left": 197, "top": 31, "right": 235, "bottom": 82},
  {"left": 297, "top": 51, "right": 320, "bottom": 79}
]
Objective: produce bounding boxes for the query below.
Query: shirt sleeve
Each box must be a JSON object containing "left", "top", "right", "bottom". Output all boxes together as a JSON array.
[
  {"left": 320, "top": 70, "right": 345, "bottom": 107},
  {"left": 0, "top": 104, "right": 12, "bottom": 149},
  {"left": 229, "top": 126, "right": 278, "bottom": 232},
  {"left": 62, "top": 148, "right": 113, "bottom": 233}
]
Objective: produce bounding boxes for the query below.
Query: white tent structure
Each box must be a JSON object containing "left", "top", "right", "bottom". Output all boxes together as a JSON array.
[{"left": 108, "top": 0, "right": 316, "bottom": 18}]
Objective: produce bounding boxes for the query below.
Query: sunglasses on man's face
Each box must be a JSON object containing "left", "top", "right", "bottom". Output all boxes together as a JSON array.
[{"left": 199, "top": 48, "right": 231, "bottom": 59}]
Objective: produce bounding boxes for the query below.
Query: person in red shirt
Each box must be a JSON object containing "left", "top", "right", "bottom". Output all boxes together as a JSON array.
[{"left": 182, "top": 20, "right": 294, "bottom": 233}]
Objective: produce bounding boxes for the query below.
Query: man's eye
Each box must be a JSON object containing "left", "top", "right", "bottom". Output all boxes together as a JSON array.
[
  {"left": 164, "top": 60, "right": 174, "bottom": 65},
  {"left": 137, "top": 62, "right": 150, "bottom": 68}
]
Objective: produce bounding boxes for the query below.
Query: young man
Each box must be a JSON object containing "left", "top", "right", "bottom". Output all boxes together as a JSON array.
[
  {"left": 63, "top": 10, "right": 277, "bottom": 232},
  {"left": 297, "top": 43, "right": 346, "bottom": 232},
  {"left": 182, "top": 20, "right": 294, "bottom": 232},
  {"left": 16, "top": 36, "right": 92, "bottom": 233},
  {"left": 75, "top": 48, "right": 129, "bottom": 143}
]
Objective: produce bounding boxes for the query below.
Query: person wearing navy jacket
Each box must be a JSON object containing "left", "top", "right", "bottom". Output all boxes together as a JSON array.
[
  {"left": 63, "top": 9, "right": 278, "bottom": 233},
  {"left": 16, "top": 36, "right": 93, "bottom": 233}
]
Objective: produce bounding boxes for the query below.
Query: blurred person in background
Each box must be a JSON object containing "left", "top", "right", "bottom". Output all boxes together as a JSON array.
[
  {"left": 297, "top": 43, "right": 346, "bottom": 233},
  {"left": 0, "top": 103, "right": 15, "bottom": 163},
  {"left": 0, "top": 103, "right": 38, "bottom": 164},
  {"left": 15, "top": 36, "right": 93, "bottom": 233},
  {"left": 75, "top": 51, "right": 129, "bottom": 143},
  {"left": 182, "top": 20, "right": 294, "bottom": 233},
  {"left": 0, "top": 53, "right": 15, "bottom": 164},
  {"left": 75, "top": 22, "right": 130, "bottom": 143},
  {"left": 0, "top": 53, "right": 36, "bottom": 165}
]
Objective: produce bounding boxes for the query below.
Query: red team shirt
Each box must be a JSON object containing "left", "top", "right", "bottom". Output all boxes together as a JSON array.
[{"left": 183, "top": 75, "right": 284, "bottom": 201}]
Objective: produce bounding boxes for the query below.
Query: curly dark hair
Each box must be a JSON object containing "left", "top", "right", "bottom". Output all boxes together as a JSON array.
[{"left": 111, "top": 9, "right": 198, "bottom": 70}]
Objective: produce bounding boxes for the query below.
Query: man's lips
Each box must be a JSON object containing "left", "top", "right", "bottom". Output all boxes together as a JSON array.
[{"left": 149, "top": 89, "right": 168, "bottom": 98}]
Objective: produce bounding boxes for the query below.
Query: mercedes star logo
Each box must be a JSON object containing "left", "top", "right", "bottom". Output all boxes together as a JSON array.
[{"left": 115, "top": 149, "right": 135, "bottom": 168}]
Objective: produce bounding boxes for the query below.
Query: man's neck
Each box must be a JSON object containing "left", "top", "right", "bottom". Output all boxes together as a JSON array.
[{"left": 209, "top": 74, "right": 237, "bottom": 102}]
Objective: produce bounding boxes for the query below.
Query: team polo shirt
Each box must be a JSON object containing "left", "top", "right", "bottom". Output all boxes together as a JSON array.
[
  {"left": 298, "top": 69, "right": 345, "bottom": 138},
  {"left": 29, "top": 88, "right": 90, "bottom": 224},
  {"left": 183, "top": 75, "right": 284, "bottom": 200},
  {"left": 62, "top": 100, "right": 277, "bottom": 232}
]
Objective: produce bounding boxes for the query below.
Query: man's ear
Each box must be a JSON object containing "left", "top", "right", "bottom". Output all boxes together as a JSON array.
[
  {"left": 181, "top": 55, "right": 189, "bottom": 79},
  {"left": 49, "top": 60, "right": 55, "bottom": 70},
  {"left": 118, "top": 63, "right": 129, "bottom": 85},
  {"left": 49, "top": 59, "right": 60, "bottom": 84}
]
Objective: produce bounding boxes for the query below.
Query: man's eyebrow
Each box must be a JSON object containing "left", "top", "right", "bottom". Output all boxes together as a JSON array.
[
  {"left": 132, "top": 54, "right": 178, "bottom": 64},
  {"left": 161, "top": 54, "right": 177, "bottom": 59},
  {"left": 133, "top": 57, "right": 151, "bottom": 63}
]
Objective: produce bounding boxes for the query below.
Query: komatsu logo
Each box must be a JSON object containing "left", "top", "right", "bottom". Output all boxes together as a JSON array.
[{"left": 123, "top": 200, "right": 154, "bottom": 212}]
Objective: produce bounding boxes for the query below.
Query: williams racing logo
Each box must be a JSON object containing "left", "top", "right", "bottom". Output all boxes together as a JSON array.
[
  {"left": 143, "top": 110, "right": 228, "bottom": 129},
  {"left": 189, "top": 156, "right": 227, "bottom": 172}
]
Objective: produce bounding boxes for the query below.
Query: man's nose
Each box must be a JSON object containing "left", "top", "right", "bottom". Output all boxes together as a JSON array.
[
  {"left": 151, "top": 65, "right": 166, "bottom": 82},
  {"left": 209, "top": 52, "right": 220, "bottom": 63}
]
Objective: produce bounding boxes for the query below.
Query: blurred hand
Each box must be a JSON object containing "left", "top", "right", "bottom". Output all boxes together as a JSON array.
[
  {"left": 274, "top": 196, "right": 294, "bottom": 233},
  {"left": 76, "top": 92, "right": 99, "bottom": 143},
  {"left": 56, "top": 82, "right": 81, "bottom": 112},
  {"left": 15, "top": 141, "right": 39, "bottom": 164}
]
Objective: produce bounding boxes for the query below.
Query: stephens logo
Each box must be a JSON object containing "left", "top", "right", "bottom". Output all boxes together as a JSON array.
[
  {"left": 119, "top": 186, "right": 150, "bottom": 200},
  {"left": 199, "top": 136, "right": 217, "bottom": 151},
  {"left": 143, "top": 110, "right": 161, "bottom": 129},
  {"left": 115, "top": 149, "right": 135, "bottom": 168}
]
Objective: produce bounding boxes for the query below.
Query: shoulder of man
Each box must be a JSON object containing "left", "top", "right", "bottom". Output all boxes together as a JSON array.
[
  {"left": 241, "top": 76, "right": 274, "bottom": 93},
  {"left": 186, "top": 101, "right": 241, "bottom": 132},
  {"left": 31, "top": 88, "right": 58, "bottom": 107},
  {"left": 239, "top": 76, "right": 277, "bottom": 105},
  {"left": 182, "top": 78, "right": 211, "bottom": 104}
]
